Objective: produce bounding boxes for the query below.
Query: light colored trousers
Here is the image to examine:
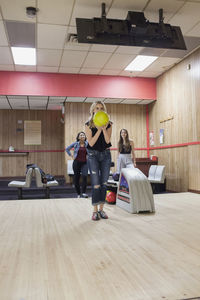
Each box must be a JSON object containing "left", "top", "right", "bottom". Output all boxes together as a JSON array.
[{"left": 117, "top": 153, "right": 134, "bottom": 173}]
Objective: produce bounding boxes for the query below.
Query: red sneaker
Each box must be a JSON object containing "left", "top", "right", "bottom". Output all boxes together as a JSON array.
[
  {"left": 98, "top": 210, "right": 108, "bottom": 219},
  {"left": 92, "top": 212, "right": 100, "bottom": 221}
]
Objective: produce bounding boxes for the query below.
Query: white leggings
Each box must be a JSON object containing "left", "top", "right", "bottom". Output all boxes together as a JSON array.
[{"left": 117, "top": 153, "right": 134, "bottom": 173}]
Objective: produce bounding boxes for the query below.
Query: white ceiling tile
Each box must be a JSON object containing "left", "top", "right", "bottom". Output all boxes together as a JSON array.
[
  {"left": 37, "top": 24, "right": 67, "bottom": 49},
  {"left": 29, "top": 105, "right": 46, "bottom": 110},
  {"left": 59, "top": 67, "right": 80, "bottom": 74},
  {"left": 0, "top": 64, "right": 14, "bottom": 71},
  {"left": 104, "top": 53, "right": 134, "bottom": 70},
  {"left": 37, "top": 49, "right": 62, "bottom": 66},
  {"left": 0, "top": 21, "right": 8, "bottom": 46},
  {"left": 65, "top": 42, "right": 90, "bottom": 51},
  {"left": 15, "top": 65, "right": 37, "bottom": 72},
  {"left": 139, "top": 71, "right": 161, "bottom": 78},
  {"left": 169, "top": 2, "right": 200, "bottom": 34},
  {"left": 38, "top": 0, "right": 74, "bottom": 25},
  {"left": 0, "top": 95, "right": 7, "bottom": 100},
  {"left": 79, "top": 68, "right": 100, "bottom": 74},
  {"left": 29, "top": 103, "right": 46, "bottom": 107},
  {"left": 61, "top": 50, "right": 87, "bottom": 67},
  {"left": 0, "top": 0, "right": 36, "bottom": 22},
  {"left": 186, "top": 22, "right": 200, "bottom": 37},
  {"left": 66, "top": 97, "right": 86, "bottom": 102},
  {"left": 104, "top": 98, "right": 123, "bottom": 104},
  {"left": 162, "top": 36, "right": 200, "bottom": 59},
  {"left": 139, "top": 48, "right": 167, "bottom": 57},
  {"left": 115, "top": 46, "right": 143, "bottom": 55},
  {"left": 70, "top": 0, "right": 113, "bottom": 27},
  {"left": 85, "top": 97, "right": 105, "bottom": 103},
  {"left": 30, "top": 107, "right": 46, "bottom": 110},
  {"left": 0, "top": 104, "right": 10, "bottom": 109},
  {"left": 0, "top": 96, "right": 10, "bottom": 109},
  {"left": 99, "top": 69, "right": 121, "bottom": 76},
  {"left": 83, "top": 51, "right": 112, "bottom": 68},
  {"left": 37, "top": 66, "right": 59, "bottom": 73},
  {"left": 28, "top": 98, "right": 48, "bottom": 109},
  {"left": 161, "top": 48, "right": 186, "bottom": 59},
  {"left": 145, "top": 57, "right": 180, "bottom": 72},
  {"left": 137, "top": 99, "right": 155, "bottom": 105},
  {"left": 11, "top": 106, "right": 29, "bottom": 110},
  {"left": 121, "top": 99, "right": 141, "bottom": 104},
  {"left": 184, "top": 36, "right": 200, "bottom": 53},
  {"left": 119, "top": 70, "right": 141, "bottom": 77},
  {"left": 90, "top": 44, "right": 117, "bottom": 52},
  {"left": 107, "top": 0, "right": 147, "bottom": 19},
  {"left": 66, "top": 26, "right": 77, "bottom": 35},
  {"left": 29, "top": 96, "right": 48, "bottom": 101},
  {"left": 49, "top": 97, "right": 66, "bottom": 103},
  {"left": 9, "top": 100, "right": 29, "bottom": 109},
  {"left": 29, "top": 98, "right": 47, "bottom": 108},
  {"left": 0, "top": 47, "right": 13, "bottom": 64},
  {"left": 144, "top": 0, "right": 184, "bottom": 23},
  {"left": 8, "top": 96, "right": 28, "bottom": 100}
]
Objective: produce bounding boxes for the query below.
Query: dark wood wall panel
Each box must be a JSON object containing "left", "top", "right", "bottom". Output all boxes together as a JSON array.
[{"left": 0, "top": 110, "right": 64, "bottom": 177}]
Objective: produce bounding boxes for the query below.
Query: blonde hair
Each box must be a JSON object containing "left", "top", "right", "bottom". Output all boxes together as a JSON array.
[{"left": 88, "top": 101, "right": 107, "bottom": 128}]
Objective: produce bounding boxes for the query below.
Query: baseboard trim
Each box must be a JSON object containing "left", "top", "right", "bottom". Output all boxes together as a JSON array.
[{"left": 188, "top": 189, "right": 200, "bottom": 194}]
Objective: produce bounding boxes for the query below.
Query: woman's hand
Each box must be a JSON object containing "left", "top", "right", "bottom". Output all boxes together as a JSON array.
[{"left": 95, "top": 122, "right": 108, "bottom": 131}]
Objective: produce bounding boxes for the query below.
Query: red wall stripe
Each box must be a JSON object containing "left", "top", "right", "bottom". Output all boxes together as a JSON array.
[
  {"left": 146, "top": 105, "right": 150, "bottom": 158},
  {"left": 149, "top": 141, "right": 200, "bottom": 150},
  {"left": 0, "top": 142, "right": 199, "bottom": 153},
  {"left": 0, "top": 71, "right": 156, "bottom": 99}
]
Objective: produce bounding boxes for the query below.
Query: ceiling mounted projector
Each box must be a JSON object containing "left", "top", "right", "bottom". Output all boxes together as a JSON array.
[{"left": 76, "top": 3, "right": 186, "bottom": 50}]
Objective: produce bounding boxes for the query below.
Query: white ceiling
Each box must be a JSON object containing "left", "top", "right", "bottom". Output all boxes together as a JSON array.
[
  {"left": 0, "top": 95, "right": 155, "bottom": 110},
  {"left": 0, "top": 0, "right": 200, "bottom": 110}
]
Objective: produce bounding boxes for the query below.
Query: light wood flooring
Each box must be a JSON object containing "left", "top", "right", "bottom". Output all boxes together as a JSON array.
[{"left": 0, "top": 192, "right": 200, "bottom": 300}]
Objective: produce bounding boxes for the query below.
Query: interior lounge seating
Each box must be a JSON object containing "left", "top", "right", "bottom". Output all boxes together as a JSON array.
[
  {"left": 34, "top": 168, "right": 59, "bottom": 198},
  {"left": 148, "top": 165, "right": 166, "bottom": 193},
  {"left": 8, "top": 167, "right": 33, "bottom": 199}
]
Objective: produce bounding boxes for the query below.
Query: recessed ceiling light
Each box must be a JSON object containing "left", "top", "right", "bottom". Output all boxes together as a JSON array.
[
  {"left": 125, "top": 55, "right": 158, "bottom": 71},
  {"left": 11, "top": 47, "right": 36, "bottom": 65}
]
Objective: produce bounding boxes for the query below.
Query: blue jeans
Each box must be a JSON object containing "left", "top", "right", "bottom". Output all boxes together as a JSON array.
[{"left": 87, "top": 149, "right": 111, "bottom": 206}]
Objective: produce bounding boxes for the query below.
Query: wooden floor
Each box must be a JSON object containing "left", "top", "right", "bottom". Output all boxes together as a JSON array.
[{"left": 0, "top": 193, "right": 200, "bottom": 300}]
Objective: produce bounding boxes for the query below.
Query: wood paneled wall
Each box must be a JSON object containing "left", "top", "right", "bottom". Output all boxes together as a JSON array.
[
  {"left": 0, "top": 110, "right": 64, "bottom": 177},
  {"left": 149, "top": 48, "right": 200, "bottom": 192},
  {"left": 64, "top": 102, "right": 147, "bottom": 182}
]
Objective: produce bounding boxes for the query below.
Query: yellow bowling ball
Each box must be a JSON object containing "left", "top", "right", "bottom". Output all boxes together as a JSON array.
[{"left": 93, "top": 111, "right": 109, "bottom": 127}]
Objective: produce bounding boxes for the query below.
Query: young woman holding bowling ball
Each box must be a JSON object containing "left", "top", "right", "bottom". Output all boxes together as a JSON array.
[{"left": 85, "top": 101, "right": 112, "bottom": 221}]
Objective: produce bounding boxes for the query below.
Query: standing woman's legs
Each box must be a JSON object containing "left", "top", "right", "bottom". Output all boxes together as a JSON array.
[
  {"left": 117, "top": 154, "right": 126, "bottom": 173},
  {"left": 99, "top": 149, "right": 111, "bottom": 211},
  {"left": 87, "top": 150, "right": 102, "bottom": 209},
  {"left": 125, "top": 154, "right": 134, "bottom": 168},
  {"left": 81, "top": 162, "right": 88, "bottom": 194},
  {"left": 72, "top": 160, "right": 81, "bottom": 195}
]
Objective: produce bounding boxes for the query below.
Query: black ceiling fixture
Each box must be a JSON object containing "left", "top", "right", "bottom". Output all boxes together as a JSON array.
[
  {"left": 76, "top": 3, "right": 186, "bottom": 50},
  {"left": 26, "top": 6, "right": 38, "bottom": 18}
]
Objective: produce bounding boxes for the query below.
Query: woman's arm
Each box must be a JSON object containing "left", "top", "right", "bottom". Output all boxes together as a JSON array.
[
  {"left": 66, "top": 142, "right": 75, "bottom": 157},
  {"left": 130, "top": 140, "right": 136, "bottom": 167},
  {"left": 85, "top": 125, "right": 102, "bottom": 147},
  {"left": 102, "top": 122, "right": 112, "bottom": 144}
]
